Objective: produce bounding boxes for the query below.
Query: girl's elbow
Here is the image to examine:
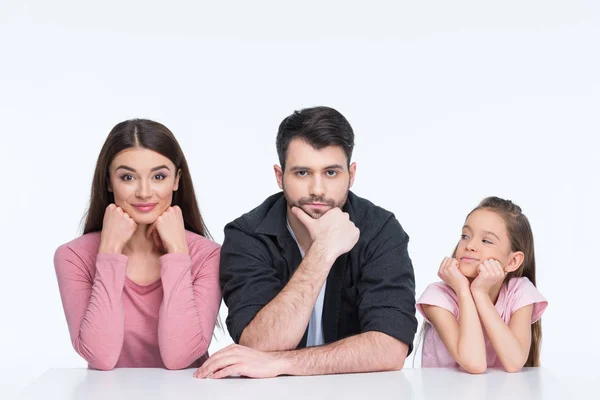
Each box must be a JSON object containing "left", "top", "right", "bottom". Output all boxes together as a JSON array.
[
  {"left": 464, "top": 364, "right": 487, "bottom": 374},
  {"left": 503, "top": 360, "right": 526, "bottom": 373},
  {"left": 460, "top": 359, "right": 487, "bottom": 374}
]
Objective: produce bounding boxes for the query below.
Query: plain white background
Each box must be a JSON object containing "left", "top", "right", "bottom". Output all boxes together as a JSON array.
[{"left": 1, "top": 0, "right": 598, "bottom": 398}]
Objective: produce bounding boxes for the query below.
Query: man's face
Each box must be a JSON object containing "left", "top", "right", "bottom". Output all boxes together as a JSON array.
[{"left": 274, "top": 138, "right": 356, "bottom": 219}]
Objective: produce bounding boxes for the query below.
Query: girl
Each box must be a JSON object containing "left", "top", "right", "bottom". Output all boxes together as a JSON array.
[
  {"left": 54, "top": 119, "right": 221, "bottom": 370},
  {"left": 417, "top": 197, "right": 547, "bottom": 373}
]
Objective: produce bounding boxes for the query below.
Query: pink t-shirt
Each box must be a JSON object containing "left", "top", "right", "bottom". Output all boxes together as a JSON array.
[
  {"left": 54, "top": 231, "right": 221, "bottom": 370},
  {"left": 416, "top": 277, "right": 547, "bottom": 368}
]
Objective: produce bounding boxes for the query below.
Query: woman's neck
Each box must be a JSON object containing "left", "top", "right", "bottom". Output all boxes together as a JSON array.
[{"left": 122, "top": 224, "right": 156, "bottom": 256}]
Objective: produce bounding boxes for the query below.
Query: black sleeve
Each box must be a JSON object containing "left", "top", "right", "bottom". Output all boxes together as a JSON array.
[
  {"left": 356, "top": 216, "right": 418, "bottom": 354},
  {"left": 219, "top": 222, "right": 282, "bottom": 343}
]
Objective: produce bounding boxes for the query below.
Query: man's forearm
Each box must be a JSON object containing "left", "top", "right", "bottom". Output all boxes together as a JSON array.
[
  {"left": 240, "top": 244, "right": 334, "bottom": 350},
  {"left": 277, "top": 331, "right": 408, "bottom": 376}
]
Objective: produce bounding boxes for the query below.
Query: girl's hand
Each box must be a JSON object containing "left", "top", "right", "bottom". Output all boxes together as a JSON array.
[
  {"left": 470, "top": 259, "right": 506, "bottom": 295},
  {"left": 438, "top": 257, "right": 470, "bottom": 295}
]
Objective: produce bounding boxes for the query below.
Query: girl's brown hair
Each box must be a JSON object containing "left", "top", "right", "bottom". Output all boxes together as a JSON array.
[{"left": 468, "top": 196, "right": 542, "bottom": 367}]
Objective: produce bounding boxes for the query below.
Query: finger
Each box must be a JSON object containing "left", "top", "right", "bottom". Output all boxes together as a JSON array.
[
  {"left": 152, "top": 230, "right": 162, "bottom": 250},
  {"left": 195, "top": 345, "right": 238, "bottom": 376},
  {"left": 450, "top": 258, "right": 459, "bottom": 269},
  {"left": 146, "top": 223, "right": 156, "bottom": 240},
  {"left": 210, "top": 365, "right": 241, "bottom": 379},
  {"left": 491, "top": 259, "right": 506, "bottom": 274},
  {"left": 291, "top": 206, "right": 314, "bottom": 228},
  {"left": 477, "top": 263, "right": 486, "bottom": 275},
  {"left": 196, "top": 355, "right": 240, "bottom": 379}
]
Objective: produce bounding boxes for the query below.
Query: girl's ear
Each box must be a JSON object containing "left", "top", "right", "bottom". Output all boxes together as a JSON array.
[{"left": 505, "top": 251, "right": 524, "bottom": 273}]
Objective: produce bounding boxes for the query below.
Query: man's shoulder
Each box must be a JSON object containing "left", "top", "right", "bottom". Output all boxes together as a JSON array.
[
  {"left": 227, "top": 192, "right": 285, "bottom": 234},
  {"left": 348, "top": 191, "right": 402, "bottom": 235}
]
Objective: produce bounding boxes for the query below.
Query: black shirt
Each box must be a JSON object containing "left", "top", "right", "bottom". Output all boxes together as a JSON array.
[{"left": 220, "top": 191, "right": 417, "bottom": 353}]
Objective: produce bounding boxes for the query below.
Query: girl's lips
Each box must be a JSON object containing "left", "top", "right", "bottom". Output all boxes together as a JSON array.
[
  {"left": 460, "top": 257, "right": 479, "bottom": 263},
  {"left": 133, "top": 204, "right": 157, "bottom": 212}
]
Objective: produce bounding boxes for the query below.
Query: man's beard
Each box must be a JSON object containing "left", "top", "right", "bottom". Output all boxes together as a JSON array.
[{"left": 282, "top": 182, "right": 350, "bottom": 219}]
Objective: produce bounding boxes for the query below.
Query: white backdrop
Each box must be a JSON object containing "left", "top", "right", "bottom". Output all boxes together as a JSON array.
[{"left": 1, "top": 1, "right": 598, "bottom": 398}]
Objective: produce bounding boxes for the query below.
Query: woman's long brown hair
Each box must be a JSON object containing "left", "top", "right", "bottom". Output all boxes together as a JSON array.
[{"left": 83, "top": 119, "right": 210, "bottom": 238}]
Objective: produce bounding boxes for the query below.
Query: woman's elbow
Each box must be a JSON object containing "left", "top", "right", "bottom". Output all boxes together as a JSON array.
[{"left": 89, "top": 357, "right": 118, "bottom": 371}]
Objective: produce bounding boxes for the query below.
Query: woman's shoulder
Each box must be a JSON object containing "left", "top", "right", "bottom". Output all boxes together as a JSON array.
[
  {"left": 55, "top": 232, "right": 102, "bottom": 256},
  {"left": 54, "top": 232, "right": 102, "bottom": 271},
  {"left": 185, "top": 230, "right": 221, "bottom": 257}
]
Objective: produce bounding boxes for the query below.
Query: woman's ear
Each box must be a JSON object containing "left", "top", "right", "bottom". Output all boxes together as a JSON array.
[
  {"left": 505, "top": 251, "right": 525, "bottom": 273},
  {"left": 173, "top": 169, "right": 182, "bottom": 191}
]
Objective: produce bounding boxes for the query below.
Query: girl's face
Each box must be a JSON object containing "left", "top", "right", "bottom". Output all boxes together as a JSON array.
[
  {"left": 107, "top": 148, "right": 180, "bottom": 226},
  {"left": 455, "top": 209, "right": 521, "bottom": 278}
]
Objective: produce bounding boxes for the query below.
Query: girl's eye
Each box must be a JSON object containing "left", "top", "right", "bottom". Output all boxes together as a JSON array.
[
  {"left": 120, "top": 174, "right": 134, "bottom": 181},
  {"left": 154, "top": 174, "right": 166, "bottom": 181}
]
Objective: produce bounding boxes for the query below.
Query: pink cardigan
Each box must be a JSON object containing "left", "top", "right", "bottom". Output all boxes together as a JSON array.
[{"left": 54, "top": 231, "right": 221, "bottom": 370}]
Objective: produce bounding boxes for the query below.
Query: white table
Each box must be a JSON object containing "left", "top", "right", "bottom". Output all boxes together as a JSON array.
[{"left": 17, "top": 367, "right": 569, "bottom": 400}]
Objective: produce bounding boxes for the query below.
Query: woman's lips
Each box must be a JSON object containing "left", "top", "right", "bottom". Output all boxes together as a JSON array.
[{"left": 133, "top": 203, "right": 157, "bottom": 212}]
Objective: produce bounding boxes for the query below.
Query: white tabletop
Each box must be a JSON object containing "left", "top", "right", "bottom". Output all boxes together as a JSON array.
[{"left": 17, "top": 367, "right": 569, "bottom": 400}]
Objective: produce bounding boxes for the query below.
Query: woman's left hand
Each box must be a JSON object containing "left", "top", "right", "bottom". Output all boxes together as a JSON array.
[{"left": 147, "top": 206, "right": 189, "bottom": 254}]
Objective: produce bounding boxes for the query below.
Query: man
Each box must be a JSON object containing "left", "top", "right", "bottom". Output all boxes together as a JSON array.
[{"left": 195, "top": 106, "right": 417, "bottom": 379}]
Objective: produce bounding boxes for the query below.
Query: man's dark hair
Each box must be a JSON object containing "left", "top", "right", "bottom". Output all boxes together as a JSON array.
[{"left": 276, "top": 106, "right": 355, "bottom": 170}]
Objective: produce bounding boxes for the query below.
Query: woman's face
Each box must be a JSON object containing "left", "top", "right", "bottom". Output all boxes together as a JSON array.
[{"left": 107, "top": 147, "right": 180, "bottom": 225}]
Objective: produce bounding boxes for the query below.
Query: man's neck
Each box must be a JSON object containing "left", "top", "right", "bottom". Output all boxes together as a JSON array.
[{"left": 287, "top": 207, "right": 312, "bottom": 253}]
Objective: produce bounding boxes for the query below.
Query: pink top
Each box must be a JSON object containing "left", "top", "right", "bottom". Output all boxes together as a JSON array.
[
  {"left": 54, "top": 231, "right": 221, "bottom": 370},
  {"left": 416, "top": 277, "right": 548, "bottom": 368}
]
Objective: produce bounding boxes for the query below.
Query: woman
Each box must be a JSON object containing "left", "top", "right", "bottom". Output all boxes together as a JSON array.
[{"left": 54, "top": 119, "right": 221, "bottom": 370}]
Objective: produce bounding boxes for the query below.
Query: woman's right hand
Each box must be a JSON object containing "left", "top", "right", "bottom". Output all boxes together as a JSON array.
[
  {"left": 438, "top": 257, "right": 470, "bottom": 295},
  {"left": 98, "top": 204, "right": 137, "bottom": 254}
]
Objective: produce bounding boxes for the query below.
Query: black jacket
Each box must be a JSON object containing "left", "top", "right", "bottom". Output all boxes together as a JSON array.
[{"left": 220, "top": 191, "right": 417, "bottom": 353}]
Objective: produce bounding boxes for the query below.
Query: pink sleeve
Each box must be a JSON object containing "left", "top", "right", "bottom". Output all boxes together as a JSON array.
[
  {"left": 157, "top": 243, "right": 221, "bottom": 370},
  {"left": 416, "top": 283, "right": 458, "bottom": 323},
  {"left": 509, "top": 278, "right": 548, "bottom": 323},
  {"left": 54, "top": 246, "right": 127, "bottom": 370}
]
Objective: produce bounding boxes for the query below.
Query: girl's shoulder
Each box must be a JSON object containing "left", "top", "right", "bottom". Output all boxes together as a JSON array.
[
  {"left": 417, "top": 282, "right": 459, "bottom": 319},
  {"left": 502, "top": 277, "right": 548, "bottom": 322}
]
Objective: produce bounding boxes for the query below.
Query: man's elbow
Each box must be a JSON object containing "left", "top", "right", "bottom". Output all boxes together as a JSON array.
[
  {"left": 382, "top": 337, "right": 409, "bottom": 371},
  {"left": 239, "top": 329, "right": 297, "bottom": 351}
]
